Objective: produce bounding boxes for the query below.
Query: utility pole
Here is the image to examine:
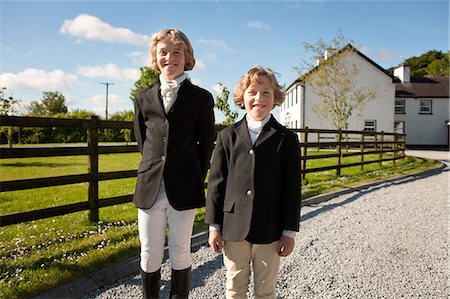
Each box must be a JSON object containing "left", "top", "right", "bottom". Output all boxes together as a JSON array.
[{"left": 100, "top": 82, "right": 114, "bottom": 120}]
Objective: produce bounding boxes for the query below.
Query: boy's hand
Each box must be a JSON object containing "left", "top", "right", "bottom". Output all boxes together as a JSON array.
[
  {"left": 208, "top": 230, "right": 224, "bottom": 253},
  {"left": 278, "top": 235, "right": 295, "bottom": 257}
]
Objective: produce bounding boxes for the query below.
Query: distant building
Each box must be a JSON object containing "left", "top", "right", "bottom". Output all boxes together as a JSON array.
[
  {"left": 281, "top": 44, "right": 450, "bottom": 147},
  {"left": 280, "top": 44, "right": 395, "bottom": 139},
  {"left": 394, "top": 64, "right": 449, "bottom": 147}
]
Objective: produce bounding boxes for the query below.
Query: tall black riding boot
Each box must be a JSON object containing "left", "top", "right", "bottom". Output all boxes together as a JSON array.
[
  {"left": 169, "top": 267, "right": 191, "bottom": 298},
  {"left": 140, "top": 267, "right": 161, "bottom": 299}
]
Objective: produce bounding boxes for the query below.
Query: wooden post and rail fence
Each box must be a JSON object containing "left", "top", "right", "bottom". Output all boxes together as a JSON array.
[{"left": 0, "top": 115, "right": 406, "bottom": 227}]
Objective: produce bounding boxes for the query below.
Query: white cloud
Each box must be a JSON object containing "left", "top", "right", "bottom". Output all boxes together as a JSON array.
[
  {"left": 197, "top": 39, "right": 235, "bottom": 52},
  {"left": 60, "top": 13, "right": 150, "bottom": 46},
  {"left": 190, "top": 77, "right": 203, "bottom": 87},
  {"left": 361, "top": 46, "right": 404, "bottom": 66},
  {"left": 193, "top": 53, "right": 218, "bottom": 72},
  {"left": 194, "top": 59, "right": 206, "bottom": 71},
  {"left": 373, "top": 48, "right": 404, "bottom": 63},
  {"left": 127, "top": 51, "right": 149, "bottom": 66},
  {"left": 64, "top": 94, "right": 79, "bottom": 106},
  {"left": 203, "top": 52, "right": 218, "bottom": 63},
  {"left": 1, "top": 68, "right": 79, "bottom": 91},
  {"left": 247, "top": 21, "right": 270, "bottom": 29},
  {"left": 211, "top": 83, "right": 224, "bottom": 96},
  {"left": 88, "top": 94, "right": 125, "bottom": 106},
  {"left": 81, "top": 94, "right": 131, "bottom": 117},
  {"left": 77, "top": 63, "right": 140, "bottom": 81}
]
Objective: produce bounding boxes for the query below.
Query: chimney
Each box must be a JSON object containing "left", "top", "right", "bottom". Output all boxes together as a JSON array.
[
  {"left": 393, "top": 64, "right": 410, "bottom": 83},
  {"left": 324, "top": 48, "right": 336, "bottom": 60}
]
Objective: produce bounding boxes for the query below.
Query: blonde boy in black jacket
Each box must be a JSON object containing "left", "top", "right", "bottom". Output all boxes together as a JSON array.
[{"left": 206, "top": 66, "right": 301, "bottom": 299}]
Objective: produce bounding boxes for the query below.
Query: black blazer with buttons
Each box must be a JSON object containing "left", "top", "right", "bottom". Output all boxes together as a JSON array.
[
  {"left": 133, "top": 79, "right": 215, "bottom": 210},
  {"left": 205, "top": 115, "right": 301, "bottom": 244}
]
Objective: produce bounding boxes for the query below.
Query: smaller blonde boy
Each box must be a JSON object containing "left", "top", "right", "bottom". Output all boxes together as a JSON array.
[{"left": 206, "top": 66, "right": 301, "bottom": 298}]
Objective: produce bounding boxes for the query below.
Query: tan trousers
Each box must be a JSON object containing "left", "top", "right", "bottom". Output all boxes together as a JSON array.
[{"left": 223, "top": 240, "right": 280, "bottom": 299}]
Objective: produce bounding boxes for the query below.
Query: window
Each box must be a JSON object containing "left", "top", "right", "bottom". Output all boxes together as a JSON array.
[
  {"left": 364, "top": 120, "right": 376, "bottom": 132},
  {"left": 419, "top": 99, "right": 432, "bottom": 114},
  {"left": 394, "top": 121, "right": 405, "bottom": 134},
  {"left": 285, "top": 113, "right": 290, "bottom": 128},
  {"left": 395, "top": 99, "right": 405, "bottom": 114}
]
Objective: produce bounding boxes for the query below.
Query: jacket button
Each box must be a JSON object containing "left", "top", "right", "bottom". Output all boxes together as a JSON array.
[
  {"left": 162, "top": 137, "right": 167, "bottom": 142},
  {"left": 249, "top": 149, "right": 254, "bottom": 155},
  {"left": 161, "top": 155, "right": 166, "bottom": 161},
  {"left": 247, "top": 190, "right": 253, "bottom": 196}
]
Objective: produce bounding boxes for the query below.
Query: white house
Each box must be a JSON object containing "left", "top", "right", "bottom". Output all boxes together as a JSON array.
[
  {"left": 394, "top": 64, "right": 449, "bottom": 147},
  {"left": 280, "top": 44, "right": 396, "bottom": 139},
  {"left": 280, "top": 44, "right": 450, "bottom": 147}
]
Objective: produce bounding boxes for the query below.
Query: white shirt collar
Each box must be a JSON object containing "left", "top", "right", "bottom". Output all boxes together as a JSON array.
[
  {"left": 246, "top": 113, "right": 272, "bottom": 134},
  {"left": 159, "top": 73, "right": 187, "bottom": 87}
]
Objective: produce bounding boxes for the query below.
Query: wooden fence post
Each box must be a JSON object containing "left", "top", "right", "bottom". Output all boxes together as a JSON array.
[
  {"left": 393, "top": 133, "right": 398, "bottom": 164},
  {"left": 317, "top": 131, "right": 320, "bottom": 151},
  {"left": 302, "top": 127, "right": 308, "bottom": 180},
  {"left": 379, "top": 131, "right": 384, "bottom": 168},
  {"left": 87, "top": 116, "right": 99, "bottom": 222},
  {"left": 336, "top": 129, "right": 342, "bottom": 177},
  {"left": 360, "top": 132, "right": 365, "bottom": 171},
  {"left": 345, "top": 132, "right": 349, "bottom": 152}
]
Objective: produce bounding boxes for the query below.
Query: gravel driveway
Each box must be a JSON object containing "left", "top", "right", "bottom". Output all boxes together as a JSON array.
[{"left": 48, "top": 150, "right": 450, "bottom": 299}]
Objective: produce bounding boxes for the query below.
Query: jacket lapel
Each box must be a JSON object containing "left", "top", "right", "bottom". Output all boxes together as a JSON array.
[
  {"left": 255, "top": 116, "right": 278, "bottom": 147},
  {"left": 168, "top": 80, "right": 193, "bottom": 114},
  {"left": 145, "top": 83, "right": 165, "bottom": 115},
  {"left": 234, "top": 118, "right": 253, "bottom": 148}
]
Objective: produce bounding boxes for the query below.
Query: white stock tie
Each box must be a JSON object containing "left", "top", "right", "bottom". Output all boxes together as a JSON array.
[{"left": 161, "top": 80, "right": 178, "bottom": 113}]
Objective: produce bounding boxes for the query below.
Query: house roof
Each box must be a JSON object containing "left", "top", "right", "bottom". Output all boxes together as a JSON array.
[
  {"left": 286, "top": 43, "right": 395, "bottom": 91},
  {"left": 395, "top": 76, "right": 449, "bottom": 98}
]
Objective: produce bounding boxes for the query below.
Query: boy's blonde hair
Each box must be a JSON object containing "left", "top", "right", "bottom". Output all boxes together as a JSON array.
[
  {"left": 149, "top": 28, "right": 195, "bottom": 71},
  {"left": 233, "top": 66, "right": 285, "bottom": 108}
]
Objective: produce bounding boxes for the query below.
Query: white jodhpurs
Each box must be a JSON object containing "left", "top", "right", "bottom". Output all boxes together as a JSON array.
[{"left": 138, "top": 184, "right": 196, "bottom": 273}]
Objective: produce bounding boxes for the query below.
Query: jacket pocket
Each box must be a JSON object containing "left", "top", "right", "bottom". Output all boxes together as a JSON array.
[{"left": 223, "top": 200, "right": 235, "bottom": 213}]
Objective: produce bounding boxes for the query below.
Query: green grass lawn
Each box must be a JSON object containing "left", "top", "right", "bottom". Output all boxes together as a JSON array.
[{"left": 0, "top": 151, "right": 440, "bottom": 298}]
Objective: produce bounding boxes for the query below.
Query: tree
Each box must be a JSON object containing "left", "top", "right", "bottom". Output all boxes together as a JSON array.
[
  {"left": 386, "top": 50, "right": 449, "bottom": 77},
  {"left": 0, "top": 88, "right": 21, "bottom": 147},
  {"left": 296, "top": 31, "right": 377, "bottom": 130},
  {"left": 28, "top": 91, "right": 68, "bottom": 116},
  {"left": 0, "top": 89, "right": 19, "bottom": 116},
  {"left": 110, "top": 110, "right": 135, "bottom": 144},
  {"left": 68, "top": 109, "right": 98, "bottom": 119},
  {"left": 426, "top": 55, "right": 449, "bottom": 76},
  {"left": 213, "top": 83, "right": 238, "bottom": 126},
  {"left": 130, "top": 66, "right": 159, "bottom": 102},
  {"left": 28, "top": 101, "right": 47, "bottom": 115}
]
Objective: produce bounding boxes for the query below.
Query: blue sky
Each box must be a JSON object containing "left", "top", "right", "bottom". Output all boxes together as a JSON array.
[{"left": 1, "top": 0, "right": 448, "bottom": 122}]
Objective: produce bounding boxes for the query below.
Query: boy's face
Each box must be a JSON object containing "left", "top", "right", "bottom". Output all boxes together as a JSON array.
[
  {"left": 156, "top": 39, "right": 185, "bottom": 80},
  {"left": 243, "top": 75, "right": 275, "bottom": 121}
]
